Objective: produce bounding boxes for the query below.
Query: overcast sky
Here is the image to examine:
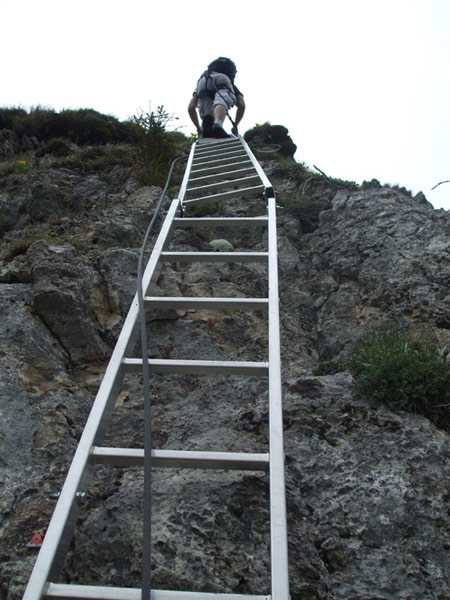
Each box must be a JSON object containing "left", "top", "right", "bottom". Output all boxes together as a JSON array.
[{"left": 1, "top": 0, "right": 449, "bottom": 209}]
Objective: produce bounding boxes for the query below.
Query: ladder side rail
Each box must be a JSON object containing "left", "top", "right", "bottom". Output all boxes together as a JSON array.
[
  {"left": 177, "top": 142, "right": 197, "bottom": 205},
  {"left": 23, "top": 199, "right": 181, "bottom": 600},
  {"left": 238, "top": 136, "right": 274, "bottom": 192},
  {"left": 267, "top": 196, "right": 290, "bottom": 600}
]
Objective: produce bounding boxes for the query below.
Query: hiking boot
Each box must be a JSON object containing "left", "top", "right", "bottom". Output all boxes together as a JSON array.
[
  {"left": 201, "top": 114, "right": 214, "bottom": 137},
  {"left": 212, "top": 124, "right": 230, "bottom": 138}
]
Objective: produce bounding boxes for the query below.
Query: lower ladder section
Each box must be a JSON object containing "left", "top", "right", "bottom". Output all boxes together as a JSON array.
[{"left": 23, "top": 135, "right": 289, "bottom": 600}]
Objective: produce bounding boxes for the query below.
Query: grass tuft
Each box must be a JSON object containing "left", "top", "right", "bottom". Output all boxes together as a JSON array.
[{"left": 348, "top": 325, "right": 450, "bottom": 432}]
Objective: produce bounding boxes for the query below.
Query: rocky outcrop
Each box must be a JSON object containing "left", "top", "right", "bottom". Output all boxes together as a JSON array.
[
  {"left": 0, "top": 138, "right": 449, "bottom": 599},
  {"left": 274, "top": 182, "right": 450, "bottom": 364},
  {"left": 0, "top": 130, "right": 41, "bottom": 160},
  {"left": 283, "top": 371, "right": 450, "bottom": 599},
  {"left": 244, "top": 124, "right": 297, "bottom": 158}
]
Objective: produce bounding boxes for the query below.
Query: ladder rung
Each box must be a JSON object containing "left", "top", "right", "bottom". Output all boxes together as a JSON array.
[
  {"left": 187, "top": 175, "right": 261, "bottom": 196},
  {"left": 197, "top": 136, "right": 241, "bottom": 145},
  {"left": 195, "top": 140, "right": 242, "bottom": 154},
  {"left": 122, "top": 358, "right": 269, "bottom": 376},
  {"left": 193, "top": 147, "right": 246, "bottom": 164},
  {"left": 189, "top": 166, "right": 257, "bottom": 185},
  {"left": 193, "top": 153, "right": 247, "bottom": 169},
  {"left": 173, "top": 217, "right": 268, "bottom": 227},
  {"left": 90, "top": 447, "right": 270, "bottom": 471},
  {"left": 184, "top": 185, "right": 265, "bottom": 206},
  {"left": 191, "top": 159, "right": 253, "bottom": 177},
  {"left": 46, "top": 583, "right": 270, "bottom": 600},
  {"left": 195, "top": 142, "right": 243, "bottom": 154},
  {"left": 160, "top": 251, "right": 268, "bottom": 263},
  {"left": 144, "top": 297, "right": 268, "bottom": 310}
]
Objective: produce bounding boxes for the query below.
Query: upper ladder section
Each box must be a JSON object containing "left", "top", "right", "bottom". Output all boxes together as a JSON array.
[
  {"left": 23, "top": 135, "right": 289, "bottom": 600},
  {"left": 179, "top": 136, "right": 274, "bottom": 210}
]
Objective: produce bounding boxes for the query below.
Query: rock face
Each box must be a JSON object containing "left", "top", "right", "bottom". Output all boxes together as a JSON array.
[
  {"left": 275, "top": 181, "right": 450, "bottom": 365},
  {"left": 0, "top": 136, "right": 449, "bottom": 600}
]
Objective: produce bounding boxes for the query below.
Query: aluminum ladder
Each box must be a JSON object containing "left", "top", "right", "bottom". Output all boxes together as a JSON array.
[{"left": 23, "top": 135, "right": 289, "bottom": 600}]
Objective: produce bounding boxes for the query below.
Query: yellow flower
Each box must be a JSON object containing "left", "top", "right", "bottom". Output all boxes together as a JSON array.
[{"left": 17, "top": 159, "right": 27, "bottom": 173}]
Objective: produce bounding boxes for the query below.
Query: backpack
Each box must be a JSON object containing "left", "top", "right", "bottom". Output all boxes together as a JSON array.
[{"left": 207, "top": 57, "right": 237, "bottom": 82}]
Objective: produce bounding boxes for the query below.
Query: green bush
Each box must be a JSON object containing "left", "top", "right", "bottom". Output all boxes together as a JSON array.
[
  {"left": 129, "top": 105, "right": 180, "bottom": 187},
  {"left": 314, "top": 359, "right": 346, "bottom": 376},
  {"left": 0, "top": 106, "right": 133, "bottom": 145},
  {"left": 36, "top": 138, "right": 73, "bottom": 157},
  {"left": 0, "top": 107, "right": 27, "bottom": 129},
  {"left": 348, "top": 326, "right": 450, "bottom": 431},
  {"left": 12, "top": 106, "right": 59, "bottom": 140},
  {"left": 274, "top": 159, "right": 358, "bottom": 189},
  {"left": 52, "top": 108, "right": 132, "bottom": 144},
  {"left": 0, "top": 157, "right": 29, "bottom": 176},
  {"left": 274, "top": 160, "right": 316, "bottom": 182},
  {"left": 0, "top": 104, "right": 191, "bottom": 188},
  {"left": 54, "top": 144, "right": 133, "bottom": 172},
  {"left": 277, "top": 191, "right": 329, "bottom": 232}
]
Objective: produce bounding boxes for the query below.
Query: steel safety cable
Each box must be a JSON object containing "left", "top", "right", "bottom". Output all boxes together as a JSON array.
[{"left": 138, "top": 154, "right": 188, "bottom": 600}]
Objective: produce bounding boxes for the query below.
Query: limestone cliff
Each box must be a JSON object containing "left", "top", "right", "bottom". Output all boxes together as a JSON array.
[{"left": 0, "top": 126, "right": 449, "bottom": 600}]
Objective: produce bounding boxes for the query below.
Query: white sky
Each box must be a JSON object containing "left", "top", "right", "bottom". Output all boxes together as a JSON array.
[{"left": 1, "top": 0, "right": 449, "bottom": 209}]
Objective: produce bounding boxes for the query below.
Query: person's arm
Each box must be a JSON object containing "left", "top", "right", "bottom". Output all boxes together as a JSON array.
[
  {"left": 235, "top": 94, "right": 245, "bottom": 126},
  {"left": 188, "top": 94, "right": 201, "bottom": 133},
  {"left": 232, "top": 94, "right": 245, "bottom": 134}
]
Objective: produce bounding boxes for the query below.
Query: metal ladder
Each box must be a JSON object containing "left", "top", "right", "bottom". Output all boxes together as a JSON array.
[{"left": 23, "top": 135, "right": 289, "bottom": 600}]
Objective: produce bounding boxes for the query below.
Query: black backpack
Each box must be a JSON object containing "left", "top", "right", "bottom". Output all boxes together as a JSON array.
[{"left": 207, "top": 57, "right": 237, "bottom": 82}]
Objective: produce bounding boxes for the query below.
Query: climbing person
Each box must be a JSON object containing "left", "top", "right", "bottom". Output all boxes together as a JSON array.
[{"left": 188, "top": 57, "right": 245, "bottom": 139}]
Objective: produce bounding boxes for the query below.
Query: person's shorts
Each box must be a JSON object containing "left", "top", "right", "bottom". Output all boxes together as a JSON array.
[{"left": 196, "top": 72, "right": 236, "bottom": 116}]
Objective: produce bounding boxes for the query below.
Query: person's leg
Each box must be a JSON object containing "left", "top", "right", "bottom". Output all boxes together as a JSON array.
[
  {"left": 210, "top": 73, "right": 235, "bottom": 134},
  {"left": 198, "top": 97, "right": 214, "bottom": 137},
  {"left": 212, "top": 91, "right": 236, "bottom": 137},
  {"left": 195, "top": 76, "right": 216, "bottom": 137},
  {"left": 213, "top": 103, "right": 227, "bottom": 126},
  {"left": 202, "top": 113, "right": 214, "bottom": 137}
]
